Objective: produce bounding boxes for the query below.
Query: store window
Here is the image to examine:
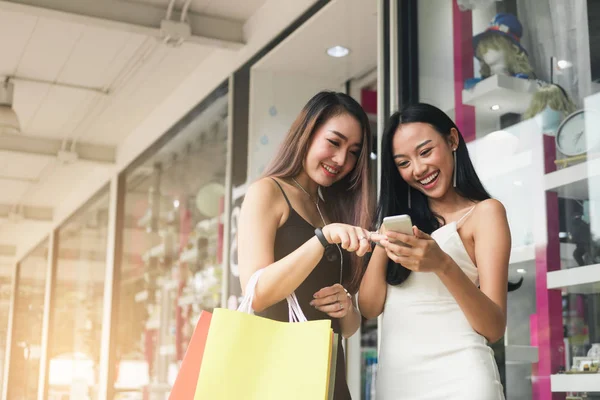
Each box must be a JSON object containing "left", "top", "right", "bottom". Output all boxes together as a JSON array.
[
  {"left": 241, "top": 1, "right": 378, "bottom": 398},
  {"left": 0, "top": 261, "right": 12, "bottom": 396},
  {"left": 6, "top": 240, "right": 47, "bottom": 399},
  {"left": 48, "top": 190, "right": 109, "bottom": 399},
  {"left": 113, "top": 88, "right": 228, "bottom": 399},
  {"left": 419, "top": 0, "right": 600, "bottom": 399}
]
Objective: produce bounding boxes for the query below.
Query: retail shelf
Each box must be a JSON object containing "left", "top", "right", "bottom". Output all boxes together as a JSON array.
[
  {"left": 505, "top": 345, "right": 538, "bottom": 363},
  {"left": 141, "top": 243, "right": 165, "bottom": 263},
  {"left": 462, "top": 74, "right": 538, "bottom": 116},
  {"left": 475, "top": 150, "right": 533, "bottom": 181},
  {"left": 545, "top": 158, "right": 600, "bottom": 200},
  {"left": 179, "top": 247, "right": 198, "bottom": 264},
  {"left": 551, "top": 373, "right": 600, "bottom": 392},
  {"left": 509, "top": 245, "right": 535, "bottom": 265},
  {"left": 547, "top": 263, "right": 600, "bottom": 294}
]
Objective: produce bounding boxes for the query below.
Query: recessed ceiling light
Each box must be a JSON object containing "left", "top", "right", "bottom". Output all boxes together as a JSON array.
[
  {"left": 327, "top": 45, "right": 350, "bottom": 58},
  {"left": 173, "top": 199, "right": 180, "bottom": 208},
  {"left": 557, "top": 60, "right": 572, "bottom": 69},
  {"left": 490, "top": 104, "right": 501, "bottom": 111},
  {"left": 516, "top": 268, "right": 526, "bottom": 274}
]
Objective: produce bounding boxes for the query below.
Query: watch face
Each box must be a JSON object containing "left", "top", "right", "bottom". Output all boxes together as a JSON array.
[{"left": 556, "top": 111, "right": 586, "bottom": 156}]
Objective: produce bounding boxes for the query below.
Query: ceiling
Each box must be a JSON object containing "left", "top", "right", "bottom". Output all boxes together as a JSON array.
[
  {"left": 0, "top": 0, "right": 321, "bottom": 264},
  {"left": 254, "top": 0, "right": 377, "bottom": 84}
]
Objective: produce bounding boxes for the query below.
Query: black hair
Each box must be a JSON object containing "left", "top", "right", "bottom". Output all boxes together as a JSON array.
[{"left": 375, "top": 103, "right": 522, "bottom": 291}]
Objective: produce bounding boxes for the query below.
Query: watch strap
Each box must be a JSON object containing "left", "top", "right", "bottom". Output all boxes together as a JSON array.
[{"left": 314, "top": 227, "right": 330, "bottom": 248}]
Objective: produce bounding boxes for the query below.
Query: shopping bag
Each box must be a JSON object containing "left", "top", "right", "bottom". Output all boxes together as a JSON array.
[
  {"left": 328, "top": 332, "right": 339, "bottom": 400},
  {"left": 193, "top": 269, "right": 338, "bottom": 400},
  {"left": 168, "top": 311, "right": 212, "bottom": 400}
]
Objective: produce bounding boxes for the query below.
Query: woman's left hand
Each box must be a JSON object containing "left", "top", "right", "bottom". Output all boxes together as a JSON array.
[
  {"left": 310, "top": 283, "right": 353, "bottom": 318},
  {"left": 371, "top": 226, "right": 451, "bottom": 274}
]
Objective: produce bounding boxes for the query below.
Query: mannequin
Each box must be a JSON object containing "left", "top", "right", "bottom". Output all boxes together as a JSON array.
[
  {"left": 467, "top": 13, "right": 536, "bottom": 88},
  {"left": 522, "top": 82, "right": 577, "bottom": 135}
]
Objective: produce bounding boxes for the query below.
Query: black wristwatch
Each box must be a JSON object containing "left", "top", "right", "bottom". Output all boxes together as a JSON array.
[{"left": 314, "top": 227, "right": 331, "bottom": 249}]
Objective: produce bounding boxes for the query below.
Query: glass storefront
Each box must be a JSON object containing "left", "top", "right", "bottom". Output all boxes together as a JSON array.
[
  {"left": 48, "top": 190, "right": 110, "bottom": 399},
  {"left": 6, "top": 240, "right": 47, "bottom": 400},
  {"left": 0, "top": 260, "right": 12, "bottom": 396},
  {"left": 113, "top": 87, "right": 228, "bottom": 399},
  {"left": 242, "top": 1, "right": 379, "bottom": 398},
  {"left": 4, "top": 1, "right": 600, "bottom": 399},
  {"left": 419, "top": 0, "right": 600, "bottom": 398}
]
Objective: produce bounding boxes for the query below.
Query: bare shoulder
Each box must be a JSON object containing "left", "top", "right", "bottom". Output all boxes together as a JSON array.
[
  {"left": 472, "top": 199, "right": 509, "bottom": 234},
  {"left": 242, "top": 177, "right": 288, "bottom": 224},
  {"left": 474, "top": 198, "right": 507, "bottom": 217},
  {"left": 245, "top": 177, "right": 281, "bottom": 200}
]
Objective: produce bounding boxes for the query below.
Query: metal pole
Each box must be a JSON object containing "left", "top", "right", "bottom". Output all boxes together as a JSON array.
[
  {"left": 36, "top": 231, "right": 56, "bottom": 400},
  {"left": 1, "top": 261, "right": 18, "bottom": 400},
  {"left": 97, "top": 175, "right": 122, "bottom": 400},
  {"left": 221, "top": 76, "right": 234, "bottom": 308}
]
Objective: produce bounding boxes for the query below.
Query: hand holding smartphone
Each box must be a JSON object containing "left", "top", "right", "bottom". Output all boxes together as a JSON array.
[
  {"left": 376, "top": 214, "right": 414, "bottom": 248},
  {"left": 381, "top": 214, "right": 414, "bottom": 236}
]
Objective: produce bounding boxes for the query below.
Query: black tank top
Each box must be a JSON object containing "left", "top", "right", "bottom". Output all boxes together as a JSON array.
[{"left": 255, "top": 178, "right": 352, "bottom": 400}]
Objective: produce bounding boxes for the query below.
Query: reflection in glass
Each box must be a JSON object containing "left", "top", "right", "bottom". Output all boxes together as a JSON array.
[
  {"left": 114, "top": 92, "right": 228, "bottom": 398},
  {"left": 48, "top": 191, "right": 109, "bottom": 399},
  {"left": 7, "top": 240, "right": 48, "bottom": 400},
  {"left": 0, "top": 261, "right": 11, "bottom": 396}
]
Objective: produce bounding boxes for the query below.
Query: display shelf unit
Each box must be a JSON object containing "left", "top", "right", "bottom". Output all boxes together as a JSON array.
[
  {"left": 474, "top": 150, "right": 533, "bottom": 181},
  {"left": 547, "top": 263, "right": 600, "bottom": 294},
  {"left": 462, "top": 74, "right": 539, "bottom": 116},
  {"left": 505, "top": 345, "right": 539, "bottom": 363},
  {"left": 545, "top": 158, "right": 600, "bottom": 200},
  {"left": 509, "top": 245, "right": 535, "bottom": 265},
  {"left": 550, "top": 373, "right": 600, "bottom": 392}
]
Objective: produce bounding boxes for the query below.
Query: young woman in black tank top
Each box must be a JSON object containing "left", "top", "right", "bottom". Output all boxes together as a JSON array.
[{"left": 237, "top": 91, "right": 374, "bottom": 400}]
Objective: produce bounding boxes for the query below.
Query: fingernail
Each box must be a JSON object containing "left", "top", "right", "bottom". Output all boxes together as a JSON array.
[
  {"left": 309, "top": 301, "right": 314, "bottom": 306},
  {"left": 313, "top": 293, "right": 318, "bottom": 298}
]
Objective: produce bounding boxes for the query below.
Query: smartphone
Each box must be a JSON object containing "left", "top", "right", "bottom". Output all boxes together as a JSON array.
[{"left": 382, "top": 214, "right": 414, "bottom": 235}]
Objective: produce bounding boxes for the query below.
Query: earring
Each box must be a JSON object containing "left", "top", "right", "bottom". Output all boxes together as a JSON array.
[
  {"left": 453, "top": 149, "right": 457, "bottom": 187},
  {"left": 407, "top": 186, "right": 411, "bottom": 209}
]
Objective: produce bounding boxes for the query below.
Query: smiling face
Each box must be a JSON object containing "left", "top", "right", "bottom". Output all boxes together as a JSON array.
[
  {"left": 392, "top": 122, "right": 458, "bottom": 199},
  {"left": 304, "top": 113, "right": 363, "bottom": 187}
]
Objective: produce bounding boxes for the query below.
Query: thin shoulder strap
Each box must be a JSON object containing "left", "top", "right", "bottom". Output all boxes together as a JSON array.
[
  {"left": 270, "top": 177, "right": 292, "bottom": 209},
  {"left": 457, "top": 206, "right": 476, "bottom": 226}
]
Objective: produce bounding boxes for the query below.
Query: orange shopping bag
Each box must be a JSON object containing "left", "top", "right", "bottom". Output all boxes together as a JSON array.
[{"left": 168, "top": 311, "right": 212, "bottom": 399}]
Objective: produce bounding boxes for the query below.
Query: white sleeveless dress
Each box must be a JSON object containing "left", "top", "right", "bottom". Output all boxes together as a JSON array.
[{"left": 376, "top": 208, "right": 505, "bottom": 399}]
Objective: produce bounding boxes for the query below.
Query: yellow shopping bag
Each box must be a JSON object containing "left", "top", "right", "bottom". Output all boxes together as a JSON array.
[{"left": 193, "top": 270, "right": 337, "bottom": 400}]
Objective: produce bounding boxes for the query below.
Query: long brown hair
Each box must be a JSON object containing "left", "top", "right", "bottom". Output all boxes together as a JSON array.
[{"left": 262, "top": 91, "right": 373, "bottom": 293}]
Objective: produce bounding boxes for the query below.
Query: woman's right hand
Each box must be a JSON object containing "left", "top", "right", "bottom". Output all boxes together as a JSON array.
[{"left": 321, "top": 223, "right": 372, "bottom": 257}]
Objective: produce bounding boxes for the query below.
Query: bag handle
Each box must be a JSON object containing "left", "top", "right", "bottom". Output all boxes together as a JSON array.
[{"left": 237, "top": 269, "right": 308, "bottom": 323}]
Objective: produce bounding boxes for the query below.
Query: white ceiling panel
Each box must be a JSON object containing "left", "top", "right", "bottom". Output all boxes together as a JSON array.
[
  {"left": 0, "top": 179, "right": 31, "bottom": 204},
  {"left": 11, "top": 79, "right": 48, "bottom": 131},
  {"left": 0, "top": 10, "right": 38, "bottom": 76},
  {"left": 123, "top": 0, "right": 266, "bottom": 22},
  {"left": 16, "top": 17, "right": 85, "bottom": 82},
  {"left": 58, "top": 27, "right": 144, "bottom": 89},
  {"left": 26, "top": 85, "right": 95, "bottom": 138},
  {"left": 23, "top": 163, "right": 111, "bottom": 208},
  {"left": 201, "top": 0, "right": 268, "bottom": 21},
  {"left": 254, "top": 0, "right": 377, "bottom": 83},
  {"left": 0, "top": 151, "right": 52, "bottom": 181},
  {"left": 81, "top": 43, "right": 214, "bottom": 146}
]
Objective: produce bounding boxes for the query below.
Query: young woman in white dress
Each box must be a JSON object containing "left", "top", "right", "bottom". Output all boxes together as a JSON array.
[{"left": 360, "top": 103, "right": 517, "bottom": 399}]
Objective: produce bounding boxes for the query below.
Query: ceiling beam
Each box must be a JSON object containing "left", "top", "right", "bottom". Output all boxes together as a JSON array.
[
  {"left": 0, "top": 204, "right": 53, "bottom": 221},
  {"left": 0, "top": 0, "right": 245, "bottom": 49},
  {"left": 0, "top": 245, "right": 16, "bottom": 257},
  {"left": 0, "top": 133, "right": 116, "bottom": 164}
]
